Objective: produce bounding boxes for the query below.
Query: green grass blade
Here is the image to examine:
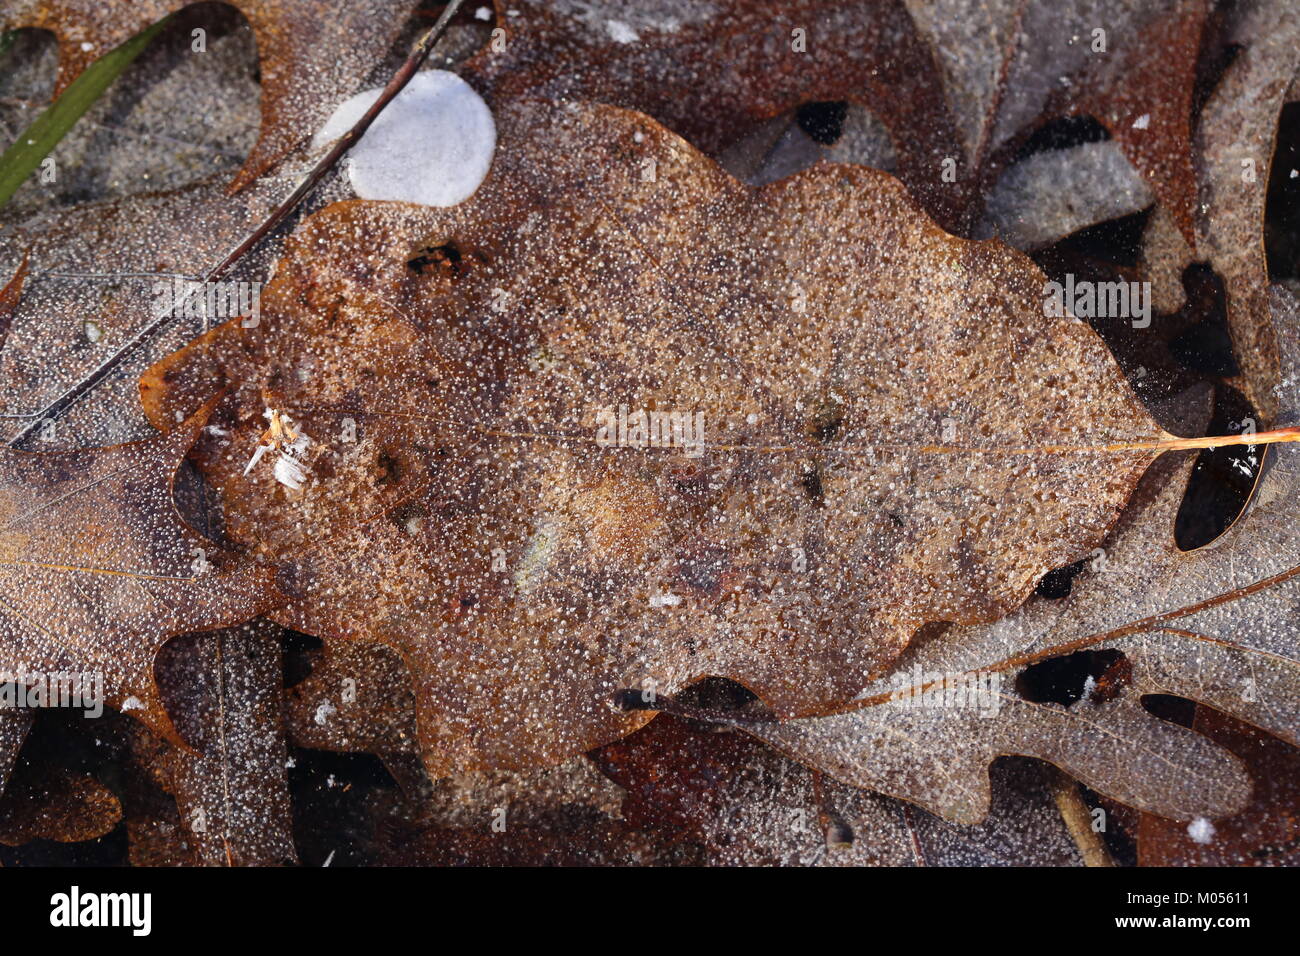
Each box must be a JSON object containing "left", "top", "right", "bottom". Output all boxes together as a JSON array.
[{"left": 0, "top": 16, "right": 172, "bottom": 209}]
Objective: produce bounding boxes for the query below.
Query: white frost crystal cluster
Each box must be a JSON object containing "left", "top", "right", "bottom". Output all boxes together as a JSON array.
[
  {"left": 313, "top": 70, "right": 497, "bottom": 207},
  {"left": 1186, "top": 817, "right": 1216, "bottom": 845}
]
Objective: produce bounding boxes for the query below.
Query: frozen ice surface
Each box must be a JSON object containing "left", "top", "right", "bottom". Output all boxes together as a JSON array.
[{"left": 313, "top": 70, "right": 496, "bottom": 207}]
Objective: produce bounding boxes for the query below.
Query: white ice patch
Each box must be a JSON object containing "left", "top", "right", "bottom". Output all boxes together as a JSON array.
[
  {"left": 1187, "top": 816, "right": 1215, "bottom": 844},
  {"left": 606, "top": 19, "right": 640, "bottom": 43},
  {"left": 312, "top": 70, "right": 496, "bottom": 207}
]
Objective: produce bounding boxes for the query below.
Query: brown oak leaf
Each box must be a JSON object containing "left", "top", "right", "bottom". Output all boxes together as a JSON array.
[
  {"left": 590, "top": 713, "right": 1085, "bottom": 866},
  {"left": 139, "top": 99, "right": 1166, "bottom": 779},
  {"left": 148, "top": 621, "right": 297, "bottom": 866},
  {"left": 0, "top": 398, "right": 280, "bottom": 744},
  {"left": 1194, "top": 0, "right": 1300, "bottom": 422},
  {"left": 465, "top": 0, "right": 1206, "bottom": 242},
  {"left": 750, "top": 285, "right": 1300, "bottom": 824},
  {"left": 1138, "top": 707, "right": 1300, "bottom": 866}
]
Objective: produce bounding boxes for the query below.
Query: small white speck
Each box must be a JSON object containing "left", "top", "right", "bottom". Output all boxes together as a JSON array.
[
  {"left": 475, "top": 5, "right": 491, "bottom": 20},
  {"left": 1132, "top": 114, "right": 1150, "bottom": 130},
  {"left": 80, "top": 42, "right": 95, "bottom": 52},
  {"left": 121, "top": 696, "right": 144, "bottom": 711}
]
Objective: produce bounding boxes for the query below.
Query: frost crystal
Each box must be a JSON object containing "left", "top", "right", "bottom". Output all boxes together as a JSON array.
[{"left": 1187, "top": 817, "right": 1216, "bottom": 844}]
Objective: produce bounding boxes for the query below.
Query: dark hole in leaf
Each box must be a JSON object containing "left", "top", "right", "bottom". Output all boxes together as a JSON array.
[
  {"left": 1169, "top": 265, "right": 1240, "bottom": 377},
  {"left": 674, "top": 676, "right": 759, "bottom": 711},
  {"left": 1141, "top": 693, "right": 1197, "bottom": 728},
  {"left": 1011, "top": 115, "right": 1109, "bottom": 163},
  {"left": 1016, "top": 648, "right": 1127, "bottom": 706},
  {"left": 407, "top": 241, "right": 466, "bottom": 277},
  {"left": 1175, "top": 385, "right": 1261, "bottom": 550},
  {"left": 374, "top": 450, "right": 404, "bottom": 486},
  {"left": 1265, "top": 101, "right": 1300, "bottom": 280},
  {"left": 825, "top": 817, "right": 855, "bottom": 848},
  {"left": 796, "top": 101, "right": 849, "bottom": 145},
  {"left": 1034, "top": 557, "right": 1089, "bottom": 599},
  {"left": 613, "top": 688, "right": 656, "bottom": 711}
]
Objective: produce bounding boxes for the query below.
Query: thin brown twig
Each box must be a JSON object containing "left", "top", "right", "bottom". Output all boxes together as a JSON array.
[
  {"left": 5, "top": 0, "right": 466, "bottom": 447},
  {"left": 1047, "top": 766, "right": 1116, "bottom": 867}
]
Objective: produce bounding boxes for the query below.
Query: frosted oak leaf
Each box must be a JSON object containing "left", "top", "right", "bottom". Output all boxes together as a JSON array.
[
  {"left": 142, "top": 99, "right": 1173, "bottom": 778},
  {"left": 749, "top": 286, "right": 1300, "bottom": 825},
  {"left": 0, "top": 399, "right": 280, "bottom": 743}
]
